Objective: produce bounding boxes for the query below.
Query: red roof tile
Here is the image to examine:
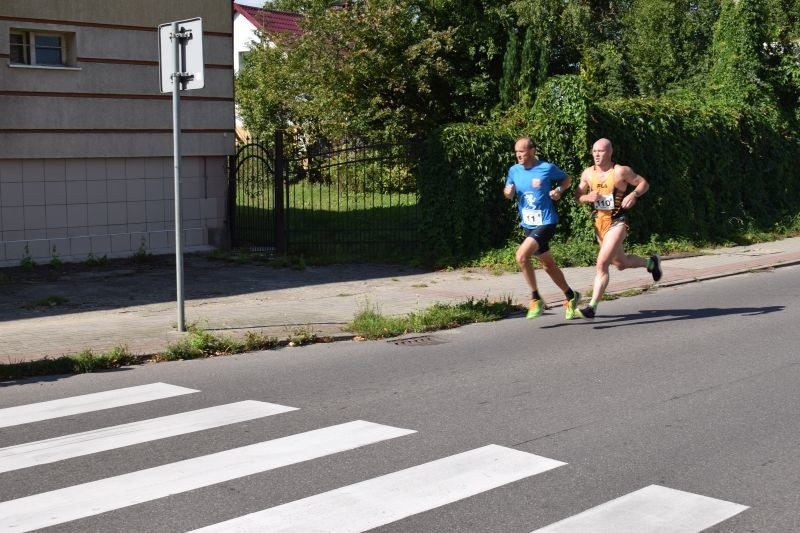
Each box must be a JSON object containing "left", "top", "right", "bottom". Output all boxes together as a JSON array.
[{"left": 233, "top": 3, "right": 302, "bottom": 36}]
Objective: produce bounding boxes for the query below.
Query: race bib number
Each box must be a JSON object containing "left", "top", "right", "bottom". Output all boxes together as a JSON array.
[
  {"left": 521, "top": 208, "right": 543, "bottom": 226},
  {"left": 593, "top": 193, "right": 614, "bottom": 211}
]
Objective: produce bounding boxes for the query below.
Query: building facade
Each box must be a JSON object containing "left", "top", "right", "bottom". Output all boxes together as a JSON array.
[
  {"left": 0, "top": 0, "right": 235, "bottom": 266},
  {"left": 233, "top": 2, "right": 300, "bottom": 74}
]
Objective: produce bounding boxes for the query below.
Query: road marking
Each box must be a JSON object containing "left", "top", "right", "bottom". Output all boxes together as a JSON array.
[
  {"left": 0, "top": 383, "right": 198, "bottom": 428},
  {"left": 189, "top": 444, "right": 566, "bottom": 532},
  {"left": 0, "top": 400, "right": 297, "bottom": 474},
  {"left": 531, "top": 484, "right": 748, "bottom": 532},
  {"left": 0, "top": 420, "right": 415, "bottom": 533}
]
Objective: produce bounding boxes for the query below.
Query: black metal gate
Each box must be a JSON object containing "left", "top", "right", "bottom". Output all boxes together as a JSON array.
[
  {"left": 229, "top": 131, "right": 420, "bottom": 260},
  {"left": 228, "top": 134, "right": 284, "bottom": 253}
]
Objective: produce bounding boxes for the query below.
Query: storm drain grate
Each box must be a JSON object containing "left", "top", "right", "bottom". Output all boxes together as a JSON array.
[{"left": 390, "top": 335, "right": 446, "bottom": 346}]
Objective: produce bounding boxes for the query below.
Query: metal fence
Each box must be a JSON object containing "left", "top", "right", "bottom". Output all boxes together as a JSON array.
[{"left": 229, "top": 131, "right": 421, "bottom": 259}]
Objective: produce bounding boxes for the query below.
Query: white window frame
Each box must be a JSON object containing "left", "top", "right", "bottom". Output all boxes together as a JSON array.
[{"left": 9, "top": 29, "right": 77, "bottom": 69}]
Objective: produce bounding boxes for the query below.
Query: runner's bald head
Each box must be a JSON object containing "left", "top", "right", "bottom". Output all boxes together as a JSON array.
[{"left": 593, "top": 138, "right": 613, "bottom": 154}]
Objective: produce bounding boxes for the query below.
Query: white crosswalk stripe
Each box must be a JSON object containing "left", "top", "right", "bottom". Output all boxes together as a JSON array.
[
  {"left": 0, "top": 419, "right": 415, "bottom": 532},
  {"left": 0, "top": 382, "right": 198, "bottom": 428},
  {"left": 531, "top": 484, "right": 748, "bottom": 533},
  {"left": 0, "top": 400, "right": 297, "bottom": 474},
  {"left": 189, "top": 444, "right": 566, "bottom": 533}
]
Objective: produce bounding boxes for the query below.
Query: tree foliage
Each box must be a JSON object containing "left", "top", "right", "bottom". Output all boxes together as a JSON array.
[
  {"left": 622, "top": 0, "right": 719, "bottom": 97},
  {"left": 707, "top": 0, "right": 773, "bottom": 109},
  {"left": 240, "top": 0, "right": 799, "bottom": 139},
  {"left": 761, "top": 0, "right": 800, "bottom": 119},
  {"left": 238, "top": 0, "right": 507, "bottom": 141}
]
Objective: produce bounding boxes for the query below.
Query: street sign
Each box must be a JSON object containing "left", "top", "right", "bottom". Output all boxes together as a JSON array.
[
  {"left": 158, "top": 17, "right": 205, "bottom": 332},
  {"left": 158, "top": 17, "right": 204, "bottom": 93}
]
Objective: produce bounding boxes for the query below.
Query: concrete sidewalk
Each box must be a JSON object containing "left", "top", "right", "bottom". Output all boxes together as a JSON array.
[{"left": 2, "top": 237, "right": 800, "bottom": 364}]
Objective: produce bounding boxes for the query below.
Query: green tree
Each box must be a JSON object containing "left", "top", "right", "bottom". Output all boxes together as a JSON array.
[
  {"left": 235, "top": 33, "right": 300, "bottom": 140},
  {"left": 237, "top": 0, "right": 507, "bottom": 141},
  {"left": 500, "top": 0, "right": 595, "bottom": 105},
  {"left": 499, "top": 26, "right": 520, "bottom": 108},
  {"left": 707, "top": 0, "right": 773, "bottom": 109},
  {"left": 623, "top": 0, "right": 719, "bottom": 98},
  {"left": 242, "top": 0, "right": 798, "bottom": 137},
  {"left": 761, "top": 0, "right": 800, "bottom": 120}
]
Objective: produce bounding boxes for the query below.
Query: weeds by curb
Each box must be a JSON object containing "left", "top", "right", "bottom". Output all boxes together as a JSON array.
[
  {"left": 0, "top": 299, "right": 516, "bottom": 382},
  {"left": 345, "top": 296, "right": 519, "bottom": 340},
  {"left": 0, "top": 325, "right": 325, "bottom": 382}
]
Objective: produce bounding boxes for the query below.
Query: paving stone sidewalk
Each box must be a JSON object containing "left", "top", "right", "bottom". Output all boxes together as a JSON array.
[{"left": 2, "top": 237, "right": 799, "bottom": 364}]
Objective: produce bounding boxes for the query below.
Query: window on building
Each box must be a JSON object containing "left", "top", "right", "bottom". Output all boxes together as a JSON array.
[{"left": 9, "top": 30, "right": 74, "bottom": 67}]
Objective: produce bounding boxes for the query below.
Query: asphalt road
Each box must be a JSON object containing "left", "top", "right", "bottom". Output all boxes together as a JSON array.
[{"left": 1, "top": 265, "right": 798, "bottom": 532}]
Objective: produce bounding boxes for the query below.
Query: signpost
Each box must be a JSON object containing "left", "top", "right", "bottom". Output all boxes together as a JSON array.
[{"left": 158, "top": 18, "right": 204, "bottom": 332}]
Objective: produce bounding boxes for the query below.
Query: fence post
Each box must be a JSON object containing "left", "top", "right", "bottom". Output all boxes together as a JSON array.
[
  {"left": 227, "top": 153, "right": 237, "bottom": 248},
  {"left": 274, "top": 130, "right": 287, "bottom": 254}
]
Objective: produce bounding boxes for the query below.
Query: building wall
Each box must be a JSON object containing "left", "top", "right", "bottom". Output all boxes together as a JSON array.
[
  {"left": 232, "top": 11, "right": 257, "bottom": 129},
  {"left": 0, "top": 0, "right": 234, "bottom": 266},
  {"left": 233, "top": 12, "right": 258, "bottom": 75}
]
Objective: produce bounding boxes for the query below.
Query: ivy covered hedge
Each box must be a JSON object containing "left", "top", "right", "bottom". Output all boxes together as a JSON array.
[
  {"left": 418, "top": 74, "right": 800, "bottom": 262},
  {"left": 587, "top": 93, "right": 800, "bottom": 243},
  {"left": 417, "top": 123, "right": 517, "bottom": 265}
]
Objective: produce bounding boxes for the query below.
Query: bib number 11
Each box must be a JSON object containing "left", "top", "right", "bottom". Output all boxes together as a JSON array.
[{"left": 522, "top": 208, "right": 543, "bottom": 226}]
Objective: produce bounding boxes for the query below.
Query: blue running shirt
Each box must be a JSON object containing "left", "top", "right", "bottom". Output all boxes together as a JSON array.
[{"left": 506, "top": 161, "right": 567, "bottom": 229}]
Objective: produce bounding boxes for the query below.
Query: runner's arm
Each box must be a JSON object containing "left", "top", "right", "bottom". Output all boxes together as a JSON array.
[
  {"left": 550, "top": 175, "right": 571, "bottom": 201},
  {"left": 574, "top": 168, "right": 594, "bottom": 203},
  {"left": 620, "top": 166, "right": 649, "bottom": 208}
]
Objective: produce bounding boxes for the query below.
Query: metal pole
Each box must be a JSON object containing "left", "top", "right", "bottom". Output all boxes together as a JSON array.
[
  {"left": 274, "top": 129, "right": 286, "bottom": 254},
  {"left": 172, "top": 22, "right": 185, "bottom": 332}
]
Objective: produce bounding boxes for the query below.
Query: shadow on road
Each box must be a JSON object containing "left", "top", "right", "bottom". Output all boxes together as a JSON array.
[{"left": 590, "top": 305, "right": 785, "bottom": 329}]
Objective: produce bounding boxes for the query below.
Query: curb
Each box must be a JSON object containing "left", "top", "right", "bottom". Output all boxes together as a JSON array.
[{"left": 655, "top": 257, "right": 800, "bottom": 289}]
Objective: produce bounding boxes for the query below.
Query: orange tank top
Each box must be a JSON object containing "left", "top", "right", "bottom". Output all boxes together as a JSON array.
[{"left": 590, "top": 166, "right": 627, "bottom": 220}]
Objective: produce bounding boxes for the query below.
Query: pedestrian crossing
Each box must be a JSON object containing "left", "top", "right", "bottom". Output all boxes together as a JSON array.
[{"left": 0, "top": 382, "right": 749, "bottom": 532}]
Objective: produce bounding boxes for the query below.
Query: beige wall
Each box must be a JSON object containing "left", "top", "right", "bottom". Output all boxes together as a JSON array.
[
  {"left": 0, "top": 155, "right": 228, "bottom": 265},
  {"left": 0, "top": 0, "right": 235, "bottom": 265}
]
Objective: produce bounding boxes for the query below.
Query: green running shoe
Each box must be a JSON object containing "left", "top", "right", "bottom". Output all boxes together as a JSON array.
[
  {"left": 564, "top": 291, "right": 581, "bottom": 320},
  {"left": 526, "top": 299, "right": 544, "bottom": 319}
]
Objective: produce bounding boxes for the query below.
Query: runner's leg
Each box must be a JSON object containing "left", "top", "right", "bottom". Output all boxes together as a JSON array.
[{"left": 516, "top": 237, "right": 545, "bottom": 318}]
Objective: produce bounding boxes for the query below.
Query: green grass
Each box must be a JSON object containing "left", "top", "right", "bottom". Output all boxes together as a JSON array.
[
  {"left": 346, "top": 297, "right": 519, "bottom": 339},
  {"left": 0, "top": 346, "right": 138, "bottom": 380},
  {"left": 154, "top": 323, "right": 288, "bottom": 361},
  {"left": 157, "top": 326, "right": 246, "bottom": 361},
  {"left": 0, "top": 326, "right": 285, "bottom": 381}
]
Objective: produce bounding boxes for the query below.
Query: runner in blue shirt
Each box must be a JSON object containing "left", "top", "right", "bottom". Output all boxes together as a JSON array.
[{"left": 504, "top": 137, "right": 582, "bottom": 319}]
